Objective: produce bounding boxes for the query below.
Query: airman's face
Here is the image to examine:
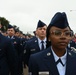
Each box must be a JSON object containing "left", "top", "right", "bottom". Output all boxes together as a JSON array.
[
  {"left": 15, "top": 32, "right": 20, "bottom": 37},
  {"left": 7, "top": 28, "right": 15, "bottom": 36},
  {"left": 36, "top": 26, "right": 47, "bottom": 39},
  {"left": 49, "top": 26, "right": 72, "bottom": 50}
]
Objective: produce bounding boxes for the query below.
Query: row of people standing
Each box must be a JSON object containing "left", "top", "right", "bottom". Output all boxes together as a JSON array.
[
  {"left": 1, "top": 20, "right": 47, "bottom": 75},
  {"left": 0, "top": 22, "right": 19, "bottom": 75},
  {"left": 24, "top": 12, "right": 76, "bottom": 75},
  {"left": 0, "top": 11, "right": 76, "bottom": 75},
  {"left": 6, "top": 25, "right": 24, "bottom": 75},
  {"left": 0, "top": 23, "right": 29, "bottom": 75}
]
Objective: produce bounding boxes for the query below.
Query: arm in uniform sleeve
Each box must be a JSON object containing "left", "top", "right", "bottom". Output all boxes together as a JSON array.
[
  {"left": 24, "top": 42, "right": 30, "bottom": 66},
  {"left": 28, "top": 54, "right": 38, "bottom": 75}
]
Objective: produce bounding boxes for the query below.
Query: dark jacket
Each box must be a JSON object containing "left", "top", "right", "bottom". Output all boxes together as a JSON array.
[
  {"left": 24, "top": 37, "right": 41, "bottom": 66},
  {"left": 9, "top": 36, "right": 24, "bottom": 75},
  {"left": 0, "top": 33, "right": 18, "bottom": 75},
  {"left": 29, "top": 47, "right": 76, "bottom": 75}
]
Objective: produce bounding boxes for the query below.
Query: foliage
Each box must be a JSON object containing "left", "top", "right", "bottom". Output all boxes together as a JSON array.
[{"left": 0, "top": 17, "right": 9, "bottom": 31}]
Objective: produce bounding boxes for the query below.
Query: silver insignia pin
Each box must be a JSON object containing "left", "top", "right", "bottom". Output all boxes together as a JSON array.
[
  {"left": 47, "top": 53, "right": 51, "bottom": 56},
  {"left": 69, "top": 52, "right": 72, "bottom": 56}
]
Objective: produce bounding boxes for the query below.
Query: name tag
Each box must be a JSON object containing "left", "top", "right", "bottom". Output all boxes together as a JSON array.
[
  {"left": 31, "top": 49, "right": 35, "bottom": 51},
  {"left": 39, "top": 71, "right": 49, "bottom": 75}
]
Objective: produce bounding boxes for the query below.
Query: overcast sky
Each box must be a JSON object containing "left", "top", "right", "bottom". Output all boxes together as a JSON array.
[{"left": 0, "top": 0, "right": 76, "bottom": 34}]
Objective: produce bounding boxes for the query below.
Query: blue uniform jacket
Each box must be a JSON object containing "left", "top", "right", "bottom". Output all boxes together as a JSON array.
[
  {"left": 0, "top": 33, "right": 18, "bottom": 75},
  {"left": 24, "top": 37, "right": 46, "bottom": 66},
  {"left": 9, "top": 36, "right": 24, "bottom": 74},
  {"left": 29, "top": 47, "right": 76, "bottom": 75}
]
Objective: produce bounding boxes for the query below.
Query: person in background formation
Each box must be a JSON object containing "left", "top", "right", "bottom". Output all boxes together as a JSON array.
[
  {"left": 24, "top": 20, "right": 47, "bottom": 66},
  {"left": 73, "top": 33, "right": 76, "bottom": 43},
  {"left": 67, "top": 30, "right": 76, "bottom": 51},
  {"left": 28, "top": 12, "right": 76, "bottom": 75},
  {"left": 15, "top": 28, "right": 21, "bottom": 37},
  {"left": 0, "top": 21, "right": 18, "bottom": 75},
  {"left": 7, "top": 25, "right": 24, "bottom": 75}
]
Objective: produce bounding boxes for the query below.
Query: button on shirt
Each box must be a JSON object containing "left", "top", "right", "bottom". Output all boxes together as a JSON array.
[
  {"left": 38, "top": 38, "right": 46, "bottom": 50},
  {"left": 51, "top": 47, "right": 67, "bottom": 75}
]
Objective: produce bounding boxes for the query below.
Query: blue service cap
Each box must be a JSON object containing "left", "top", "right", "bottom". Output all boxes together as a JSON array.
[
  {"left": 37, "top": 20, "right": 46, "bottom": 29},
  {"left": 49, "top": 12, "right": 69, "bottom": 29},
  {"left": 8, "top": 24, "right": 13, "bottom": 29},
  {"left": 46, "top": 12, "right": 71, "bottom": 48}
]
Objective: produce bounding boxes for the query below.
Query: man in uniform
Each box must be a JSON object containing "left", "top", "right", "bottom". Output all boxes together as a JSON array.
[
  {"left": 0, "top": 21, "right": 18, "bottom": 75},
  {"left": 7, "top": 25, "right": 24, "bottom": 75},
  {"left": 28, "top": 12, "right": 76, "bottom": 75},
  {"left": 24, "top": 20, "right": 47, "bottom": 66}
]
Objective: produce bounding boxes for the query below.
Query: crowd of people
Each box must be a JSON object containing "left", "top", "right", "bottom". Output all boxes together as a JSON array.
[{"left": 0, "top": 12, "right": 76, "bottom": 75}]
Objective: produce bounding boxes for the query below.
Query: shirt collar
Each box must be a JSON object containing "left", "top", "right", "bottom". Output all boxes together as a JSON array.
[
  {"left": 8, "top": 36, "right": 15, "bottom": 39},
  {"left": 51, "top": 46, "right": 67, "bottom": 65},
  {"left": 38, "top": 37, "right": 46, "bottom": 44}
]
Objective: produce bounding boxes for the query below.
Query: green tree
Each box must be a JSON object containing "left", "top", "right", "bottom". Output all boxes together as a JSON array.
[{"left": 0, "top": 17, "right": 9, "bottom": 32}]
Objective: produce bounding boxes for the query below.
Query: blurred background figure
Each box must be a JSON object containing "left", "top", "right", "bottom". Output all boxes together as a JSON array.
[
  {"left": 0, "top": 17, "right": 19, "bottom": 75},
  {"left": 7, "top": 25, "right": 24, "bottom": 75}
]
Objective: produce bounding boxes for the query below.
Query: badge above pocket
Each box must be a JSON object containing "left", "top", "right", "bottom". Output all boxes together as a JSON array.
[
  {"left": 31, "top": 49, "right": 35, "bottom": 51},
  {"left": 39, "top": 71, "right": 49, "bottom": 75}
]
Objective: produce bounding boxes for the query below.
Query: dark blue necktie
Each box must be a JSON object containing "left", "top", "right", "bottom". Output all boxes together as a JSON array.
[
  {"left": 41, "top": 41, "right": 44, "bottom": 50},
  {"left": 56, "top": 58, "right": 64, "bottom": 66}
]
